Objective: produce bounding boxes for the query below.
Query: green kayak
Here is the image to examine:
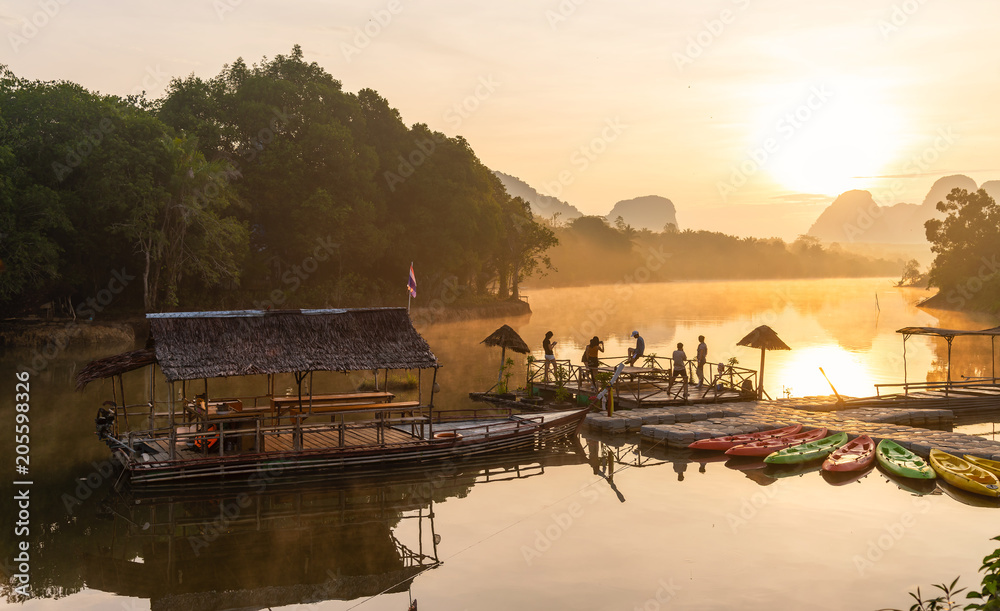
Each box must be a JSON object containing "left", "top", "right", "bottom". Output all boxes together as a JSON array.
[
  {"left": 876, "top": 439, "right": 936, "bottom": 480},
  {"left": 763, "top": 432, "right": 848, "bottom": 464}
]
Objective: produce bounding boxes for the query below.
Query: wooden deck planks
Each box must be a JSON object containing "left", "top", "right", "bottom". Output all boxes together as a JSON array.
[{"left": 263, "top": 423, "right": 417, "bottom": 452}]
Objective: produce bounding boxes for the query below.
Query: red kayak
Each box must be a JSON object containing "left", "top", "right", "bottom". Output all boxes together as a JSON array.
[
  {"left": 688, "top": 424, "right": 803, "bottom": 451},
  {"left": 725, "top": 427, "right": 828, "bottom": 457},
  {"left": 822, "top": 434, "right": 875, "bottom": 472}
]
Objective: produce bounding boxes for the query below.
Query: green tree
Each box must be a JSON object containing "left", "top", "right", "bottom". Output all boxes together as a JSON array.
[
  {"left": 0, "top": 110, "right": 70, "bottom": 307},
  {"left": 925, "top": 188, "right": 1000, "bottom": 308},
  {"left": 497, "top": 196, "right": 557, "bottom": 299},
  {"left": 116, "top": 134, "right": 247, "bottom": 310},
  {"left": 898, "top": 259, "right": 923, "bottom": 287}
]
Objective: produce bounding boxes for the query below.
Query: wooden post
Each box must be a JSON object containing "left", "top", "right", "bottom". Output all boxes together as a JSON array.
[
  {"left": 428, "top": 366, "right": 439, "bottom": 438},
  {"left": 148, "top": 364, "right": 155, "bottom": 431},
  {"left": 946, "top": 336, "right": 953, "bottom": 397},
  {"left": 903, "top": 334, "right": 908, "bottom": 393},
  {"left": 758, "top": 348, "right": 766, "bottom": 401},
  {"left": 168, "top": 381, "right": 176, "bottom": 460},
  {"left": 118, "top": 375, "right": 130, "bottom": 432}
]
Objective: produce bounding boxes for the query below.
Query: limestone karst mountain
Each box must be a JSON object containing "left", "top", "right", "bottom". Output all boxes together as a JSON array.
[
  {"left": 494, "top": 171, "right": 583, "bottom": 222},
  {"left": 807, "top": 175, "right": 980, "bottom": 244},
  {"left": 605, "top": 195, "right": 679, "bottom": 232}
]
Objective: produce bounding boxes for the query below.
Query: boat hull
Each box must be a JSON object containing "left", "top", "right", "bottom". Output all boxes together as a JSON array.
[
  {"left": 929, "top": 449, "right": 1000, "bottom": 498},
  {"left": 764, "top": 432, "right": 848, "bottom": 464},
  {"left": 822, "top": 434, "right": 876, "bottom": 472},
  {"left": 119, "top": 408, "right": 588, "bottom": 485},
  {"left": 688, "top": 424, "right": 803, "bottom": 451},
  {"left": 725, "top": 428, "right": 828, "bottom": 457},
  {"left": 875, "top": 439, "right": 935, "bottom": 480}
]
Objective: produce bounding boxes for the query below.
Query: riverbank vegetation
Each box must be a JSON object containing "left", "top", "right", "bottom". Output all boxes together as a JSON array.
[
  {"left": 921, "top": 188, "right": 1000, "bottom": 313},
  {"left": 533, "top": 216, "right": 902, "bottom": 288}
]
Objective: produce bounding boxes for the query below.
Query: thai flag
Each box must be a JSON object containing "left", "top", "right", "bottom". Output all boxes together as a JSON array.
[{"left": 407, "top": 263, "right": 417, "bottom": 298}]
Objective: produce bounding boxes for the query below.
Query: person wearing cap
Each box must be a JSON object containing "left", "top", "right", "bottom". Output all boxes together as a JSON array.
[{"left": 627, "top": 330, "right": 645, "bottom": 366}]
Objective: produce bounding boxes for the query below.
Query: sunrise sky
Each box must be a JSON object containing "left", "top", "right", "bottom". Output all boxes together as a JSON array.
[{"left": 4, "top": 0, "right": 999, "bottom": 239}]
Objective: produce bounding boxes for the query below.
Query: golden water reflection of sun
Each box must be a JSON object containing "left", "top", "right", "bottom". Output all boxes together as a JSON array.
[{"left": 772, "top": 345, "right": 877, "bottom": 399}]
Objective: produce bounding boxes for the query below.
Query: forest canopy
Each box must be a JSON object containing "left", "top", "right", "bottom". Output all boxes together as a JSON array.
[{"left": 0, "top": 46, "right": 552, "bottom": 317}]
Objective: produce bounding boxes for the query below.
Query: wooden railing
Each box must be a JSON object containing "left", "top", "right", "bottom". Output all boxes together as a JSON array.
[
  {"left": 874, "top": 378, "right": 1000, "bottom": 398},
  {"left": 526, "top": 356, "right": 758, "bottom": 405},
  {"left": 118, "top": 404, "right": 547, "bottom": 462}
]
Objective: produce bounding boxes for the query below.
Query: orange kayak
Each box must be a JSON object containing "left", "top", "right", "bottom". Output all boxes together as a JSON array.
[
  {"left": 725, "top": 427, "right": 828, "bottom": 457},
  {"left": 688, "top": 424, "right": 803, "bottom": 451},
  {"left": 822, "top": 434, "right": 875, "bottom": 472}
]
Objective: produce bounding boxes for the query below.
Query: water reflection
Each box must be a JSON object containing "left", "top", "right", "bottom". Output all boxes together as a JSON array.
[
  {"left": 8, "top": 442, "right": 586, "bottom": 608},
  {"left": 414, "top": 279, "right": 999, "bottom": 405}
]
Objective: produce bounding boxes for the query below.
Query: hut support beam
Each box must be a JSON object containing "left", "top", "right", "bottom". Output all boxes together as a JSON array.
[
  {"left": 903, "top": 334, "right": 909, "bottom": 393},
  {"left": 168, "top": 381, "right": 176, "bottom": 460},
  {"left": 148, "top": 365, "right": 155, "bottom": 431},
  {"left": 118, "top": 375, "right": 130, "bottom": 432},
  {"left": 757, "top": 349, "right": 765, "bottom": 400},
  {"left": 946, "top": 336, "right": 954, "bottom": 396}
]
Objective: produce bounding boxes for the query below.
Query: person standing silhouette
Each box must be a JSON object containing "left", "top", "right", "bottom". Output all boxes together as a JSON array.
[
  {"left": 669, "top": 342, "right": 688, "bottom": 398},
  {"left": 696, "top": 335, "right": 708, "bottom": 388},
  {"left": 542, "top": 331, "right": 557, "bottom": 382}
]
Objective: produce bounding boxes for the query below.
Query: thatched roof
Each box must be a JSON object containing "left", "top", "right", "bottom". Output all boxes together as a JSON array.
[
  {"left": 480, "top": 324, "right": 530, "bottom": 354},
  {"left": 77, "top": 308, "right": 438, "bottom": 386},
  {"left": 736, "top": 325, "right": 791, "bottom": 351},
  {"left": 76, "top": 348, "right": 157, "bottom": 390}
]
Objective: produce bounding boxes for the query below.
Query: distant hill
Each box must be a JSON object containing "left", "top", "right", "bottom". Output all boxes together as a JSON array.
[
  {"left": 494, "top": 171, "right": 583, "bottom": 222},
  {"left": 807, "top": 175, "right": 979, "bottom": 244},
  {"left": 981, "top": 180, "right": 1000, "bottom": 203},
  {"left": 606, "top": 195, "right": 679, "bottom": 232}
]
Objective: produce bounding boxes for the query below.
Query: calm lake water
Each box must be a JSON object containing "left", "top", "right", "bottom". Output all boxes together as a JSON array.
[{"left": 4, "top": 278, "right": 1000, "bottom": 611}]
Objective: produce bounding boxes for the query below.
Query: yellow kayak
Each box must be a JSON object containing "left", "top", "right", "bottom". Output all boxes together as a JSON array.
[
  {"left": 929, "top": 449, "right": 1000, "bottom": 498},
  {"left": 963, "top": 455, "right": 1000, "bottom": 480}
]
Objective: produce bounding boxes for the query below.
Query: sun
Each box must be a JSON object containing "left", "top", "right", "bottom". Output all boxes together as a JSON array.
[{"left": 758, "top": 79, "right": 904, "bottom": 196}]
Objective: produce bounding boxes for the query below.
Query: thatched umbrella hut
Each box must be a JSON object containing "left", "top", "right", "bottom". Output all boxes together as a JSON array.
[
  {"left": 737, "top": 325, "right": 791, "bottom": 400},
  {"left": 480, "top": 324, "right": 531, "bottom": 390}
]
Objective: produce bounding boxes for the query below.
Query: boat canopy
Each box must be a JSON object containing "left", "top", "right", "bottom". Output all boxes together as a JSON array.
[
  {"left": 896, "top": 326, "right": 1000, "bottom": 338},
  {"left": 77, "top": 307, "right": 438, "bottom": 386}
]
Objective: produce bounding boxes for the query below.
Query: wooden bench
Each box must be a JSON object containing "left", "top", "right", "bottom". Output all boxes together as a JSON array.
[
  {"left": 289, "top": 400, "right": 422, "bottom": 416},
  {"left": 271, "top": 392, "right": 394, "bottom": 410}
]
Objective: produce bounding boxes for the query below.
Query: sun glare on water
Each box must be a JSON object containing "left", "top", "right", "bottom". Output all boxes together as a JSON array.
[
  {"left": 760, "top": 79, "right": 904, "bottom": 197},
  {"left": 773, "top": 345, "right": 877, "bottom": 399}
]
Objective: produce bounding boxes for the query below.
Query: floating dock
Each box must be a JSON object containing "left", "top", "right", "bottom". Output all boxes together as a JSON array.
[{"left": 585, "top": 396, "right": 1000, "bottom": 462}]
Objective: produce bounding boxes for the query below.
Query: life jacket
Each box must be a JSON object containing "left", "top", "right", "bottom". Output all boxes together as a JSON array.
[{"left": 195, "top": 424, "right": 219, "bottom": 450}]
